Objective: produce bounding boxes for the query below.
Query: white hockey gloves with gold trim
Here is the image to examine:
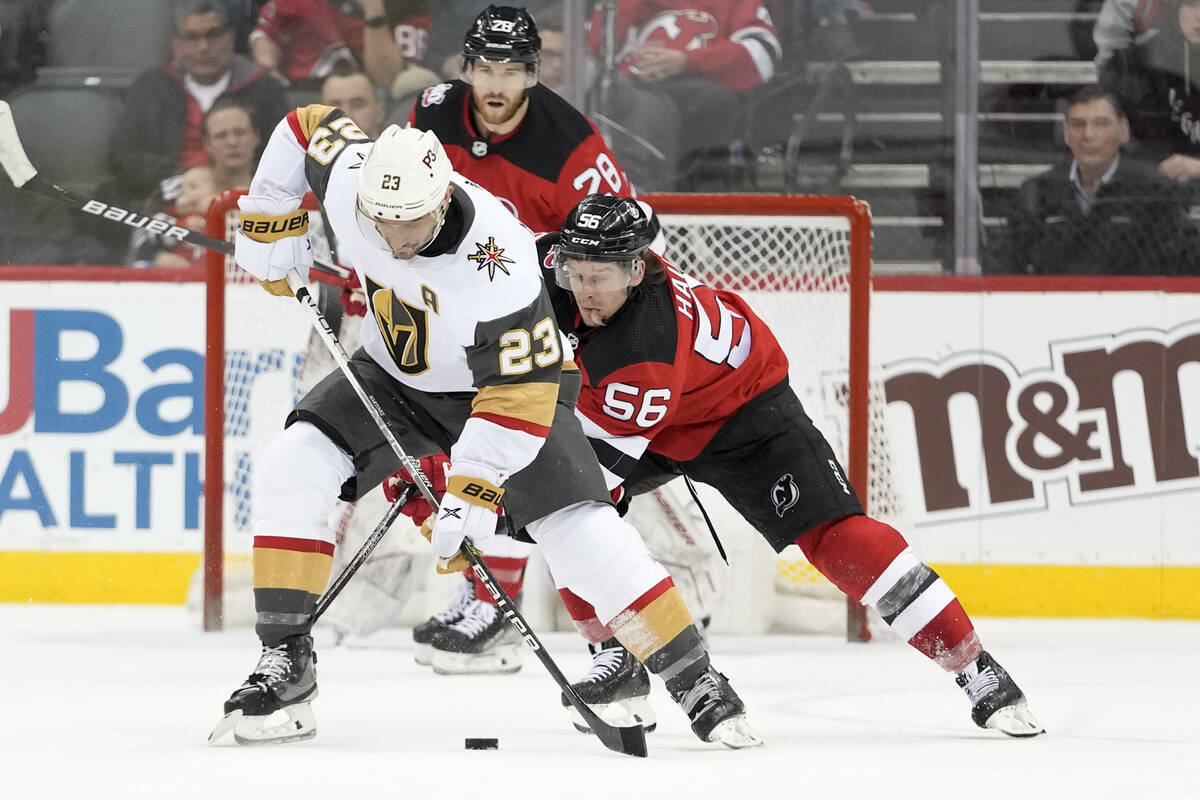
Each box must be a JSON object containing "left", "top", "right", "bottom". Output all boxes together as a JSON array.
[
  {"left": 428, "top": 461, "right": 504, "bottom": 562},
  {"left": 234, "top": 195, "right": 312, "bottom": 296}
]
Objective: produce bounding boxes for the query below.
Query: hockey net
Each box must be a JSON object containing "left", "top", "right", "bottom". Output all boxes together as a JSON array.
[
  {"left": 644, "top": 194, "right": 900, "bottom": 640},
  {"left": 200, "top": 191, "right": 898, "bottom": 642}
]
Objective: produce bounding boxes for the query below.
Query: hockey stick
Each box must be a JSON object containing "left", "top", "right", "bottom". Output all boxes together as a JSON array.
[
  {"left": 283, "top": 270, "right": 648, "bottom": 759},
  {"left": 312, "top": 483, "right": 416, "bottom": 624},
  {"left": 0, "top": 99, "right": 351, "bottom": 282}
]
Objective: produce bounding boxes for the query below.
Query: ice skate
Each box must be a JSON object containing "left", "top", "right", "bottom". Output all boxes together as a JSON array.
[
  {"left": 956, "top": 651, "right": 1045, "bottom": 737},
  {"left": 412, "top": 575, "right": 475, "bottom": 666},
  {"left": 208, "top": 634, "right": 318, "bottom": 746},
  {"left": 671, "top": 665, "right": 762, "bottom": 749},
  {"left": 561, "top": 638, "right": 657, "bottom": 734},
  {"left": 429, "top": 597, "right": 523, "bottom": 675}
]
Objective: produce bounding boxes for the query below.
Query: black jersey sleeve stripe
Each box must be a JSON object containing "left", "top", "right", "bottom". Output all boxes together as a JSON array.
[{"left": 588, "top": 435, "right": 641, "bottom": 480}]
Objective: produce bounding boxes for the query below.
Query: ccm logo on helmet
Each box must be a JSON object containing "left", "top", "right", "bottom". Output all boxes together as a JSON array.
[{"left": 568, "top": 235, "right": 601, "bottom": 246}]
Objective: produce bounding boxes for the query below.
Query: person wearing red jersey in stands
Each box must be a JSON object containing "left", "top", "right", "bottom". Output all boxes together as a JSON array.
[{"left": 588, "top": 0, "right": 782, "bottom": 189}]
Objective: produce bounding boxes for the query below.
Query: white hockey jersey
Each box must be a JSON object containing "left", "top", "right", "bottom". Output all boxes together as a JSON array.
[{"left": 243, "top": 105, "right": 570, "bottom": 480}]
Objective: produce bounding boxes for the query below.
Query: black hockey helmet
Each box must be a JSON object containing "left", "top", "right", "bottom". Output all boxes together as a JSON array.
[
  {"left": 462, "top": 6, "right": 541, "bottom": 66},
  {"left": 552, "top": 195, "right": 661, "bottom": 292}
]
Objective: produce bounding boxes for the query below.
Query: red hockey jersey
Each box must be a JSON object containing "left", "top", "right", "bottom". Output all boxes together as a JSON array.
[
  {"left": 251, "top": 0, "right": 358, "bottom": 81},
  {"left": 408, "top": 81, "right": 636, "bottom": 233},
  {"left": 539, "top": 235, "right": 790, "bottom": 480},
  {"left": 588, "top": 0, "right": 781, "bottom": 92}
]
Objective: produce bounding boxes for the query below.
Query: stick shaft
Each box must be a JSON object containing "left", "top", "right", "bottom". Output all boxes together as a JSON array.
[
  {"left": 313, "top": 484, "right": 414, "bottom": 623},
  {"left": 286, "top": 273, "right": 646, "bottom": 757}
]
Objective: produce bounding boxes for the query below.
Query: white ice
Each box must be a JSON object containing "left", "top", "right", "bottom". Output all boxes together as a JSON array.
[{"left": 3, "top": 605, "right": 1194, "bottom": 800}]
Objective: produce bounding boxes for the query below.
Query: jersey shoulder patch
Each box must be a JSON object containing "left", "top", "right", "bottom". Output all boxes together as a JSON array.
[
  {"left": 411, "top": 81, "right": 469, "bottom": 135},
  {"left": 293, "top": 104, "right": 371, "bottom": 203},
  {"left": 418, "top": 81, "right": 456, "bottom": 108}
]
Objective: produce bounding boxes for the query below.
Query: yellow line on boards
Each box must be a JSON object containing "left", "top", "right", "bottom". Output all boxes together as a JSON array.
[{"left": 0, "top": 551, "right": 202, "bottom": 604}]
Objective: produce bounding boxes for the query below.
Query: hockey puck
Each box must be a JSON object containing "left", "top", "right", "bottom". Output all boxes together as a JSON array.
[{"left": 464, "top": 737, "right": 499, "bottom": 750}]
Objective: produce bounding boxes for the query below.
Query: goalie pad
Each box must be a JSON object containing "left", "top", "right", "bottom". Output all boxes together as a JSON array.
[{"left": 623, "top": 481, "right": 726, "bottom": 621}]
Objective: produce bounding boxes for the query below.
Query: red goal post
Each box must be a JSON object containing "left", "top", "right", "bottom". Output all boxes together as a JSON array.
[{"left": 202, "top": 191, "right": 880, "bottom": 641}]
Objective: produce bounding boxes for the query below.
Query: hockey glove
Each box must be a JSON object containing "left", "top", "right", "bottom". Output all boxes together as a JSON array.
[
  {"left": 341, "top": 287, "right": 368, "bottom": 317},
  {"left": 429, "top": 460, "right": 503, "bottom": 561},
  {"left": 418, "top": 518, "right": 470, "bottom": 574},
  {"left": 382, "top": 453, "right": 450, "bottom": 525},
  {"left": 234, "top": 195, "right": 312, "bottom": 296}
]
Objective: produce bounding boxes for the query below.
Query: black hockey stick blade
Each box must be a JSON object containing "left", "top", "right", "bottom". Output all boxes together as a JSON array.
[{"left": 460, "top": 540, "right": 648, "bottom": 758}]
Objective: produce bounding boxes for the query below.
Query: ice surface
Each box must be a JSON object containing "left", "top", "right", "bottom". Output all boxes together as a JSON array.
[{"left": 3, "top": 605, "right": 1194, "bottom": 800}]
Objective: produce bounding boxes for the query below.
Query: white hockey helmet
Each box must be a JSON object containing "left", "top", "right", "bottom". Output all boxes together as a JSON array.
[{"left": 356, "top": 125, "right": 452, "bottom": 222}]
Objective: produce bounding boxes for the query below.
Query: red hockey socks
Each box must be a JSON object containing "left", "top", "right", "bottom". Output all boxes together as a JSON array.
[
  {"left": 797, "top": 515, "right": 982, "bottom": 672},
  {"left": 472, "top": 555, "right": 527, "bottom": 606}
]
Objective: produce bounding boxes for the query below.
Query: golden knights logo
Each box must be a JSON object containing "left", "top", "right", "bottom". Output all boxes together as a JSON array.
[
  {"left": 365, "top": 275, "right": 430, "bottom": 375},
  {"left": 467, "top": 236, "right": 515, "bottom": 280}
]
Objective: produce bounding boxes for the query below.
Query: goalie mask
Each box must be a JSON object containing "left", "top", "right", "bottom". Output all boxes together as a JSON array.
[
  {"left": 356, "top": 125, "right": 452, "bottom": 256},
  {"left": 552, "top": 195, "right": 660, "bottom": 293},
  {"left": 461, "top": 5, "right": 541, "bottom": 88}
]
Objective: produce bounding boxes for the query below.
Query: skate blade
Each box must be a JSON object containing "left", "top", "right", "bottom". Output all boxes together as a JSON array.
[
  {"left": 208, "top": 710, "right": 242, "bottom": 745},
  {"left": 984, "top": 703, "right": 1045, "bottom": 737},
  {"left": 228, "top": 703, "right": 318, "bottom": 745},
  {"left": 413, "top": 643, "right": 433, "bottom": 666},
  {"left": 707, "top": 715, "right": 764, "bottom": 749},
  {"left": 569, "top": 697, "right": 657, "bottom": 735},
  {"left": 431, "top": 643, "right": 523, "bottom": 675}
]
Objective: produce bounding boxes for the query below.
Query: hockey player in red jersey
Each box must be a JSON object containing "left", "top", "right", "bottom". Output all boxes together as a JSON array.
[
  {"left": 536, "top": 194, "right": 1046, "bottom": 739},
  {"left": 407, "top": 5, "right": 636, "bottom": 235},
  {"left": 388, "top": 6, "right": 644, "bottom": 676}
]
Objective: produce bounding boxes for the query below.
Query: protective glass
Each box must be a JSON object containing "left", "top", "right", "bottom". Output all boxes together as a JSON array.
[
  {"left": 551, "top": 249, "right": 638, "bottom": 293},
  {"left": 355, "top": 199, "right": 440, "bottom": 258},
  {"left": 461, "top": 58, "right": 539, "bottom": 89}
]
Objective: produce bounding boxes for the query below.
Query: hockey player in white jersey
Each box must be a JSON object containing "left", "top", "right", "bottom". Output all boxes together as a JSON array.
[{"left": 208, "top": 106, "right": 760, "bottom": 749}]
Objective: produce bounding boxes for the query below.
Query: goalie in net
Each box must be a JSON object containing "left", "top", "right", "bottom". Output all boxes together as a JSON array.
[{"left": 529, "top": 194, "right": 1045, "bottom": 739}]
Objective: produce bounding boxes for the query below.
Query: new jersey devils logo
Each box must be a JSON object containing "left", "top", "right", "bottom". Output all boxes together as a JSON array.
[
  {"left": 636, "top": 10, "right": 719, "bottom": 51},
  {"left": 771, "top": 473, "right": 799, "bottom": 518}
]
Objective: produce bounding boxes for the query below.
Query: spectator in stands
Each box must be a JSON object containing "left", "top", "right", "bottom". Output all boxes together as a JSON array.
[
  {"left": 139, "top": 165, "right": 218, "bottom": 268},
  {"left": 990, "top": 84, "right": 1195, "bottom": 275},
  {"left": 203, "top": 98, "right": 261, "bottom": 191},
  {"left": 1093, "top": 0, "right": 1171, "bottom": 67},
  {"left": 357, "top": 0, "right": 441, "bottom": 109},
  {"left": 320, "top": 64, "right": 386, "bottom": 138},
  {"left": 108, "top": 0, "right": 287, "bottom": 206},
  {"left": 1101, "top": 0, "right": 1200, "bottom": 186},
  {"left": 130, "top": 100, "right": 261, "bottom": 269},
  {"left": 588, "top": 0, "right": 782, "bottom": 190},
  {"left": 249, "top": 0, "right": 358, "bottom": 85}
]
